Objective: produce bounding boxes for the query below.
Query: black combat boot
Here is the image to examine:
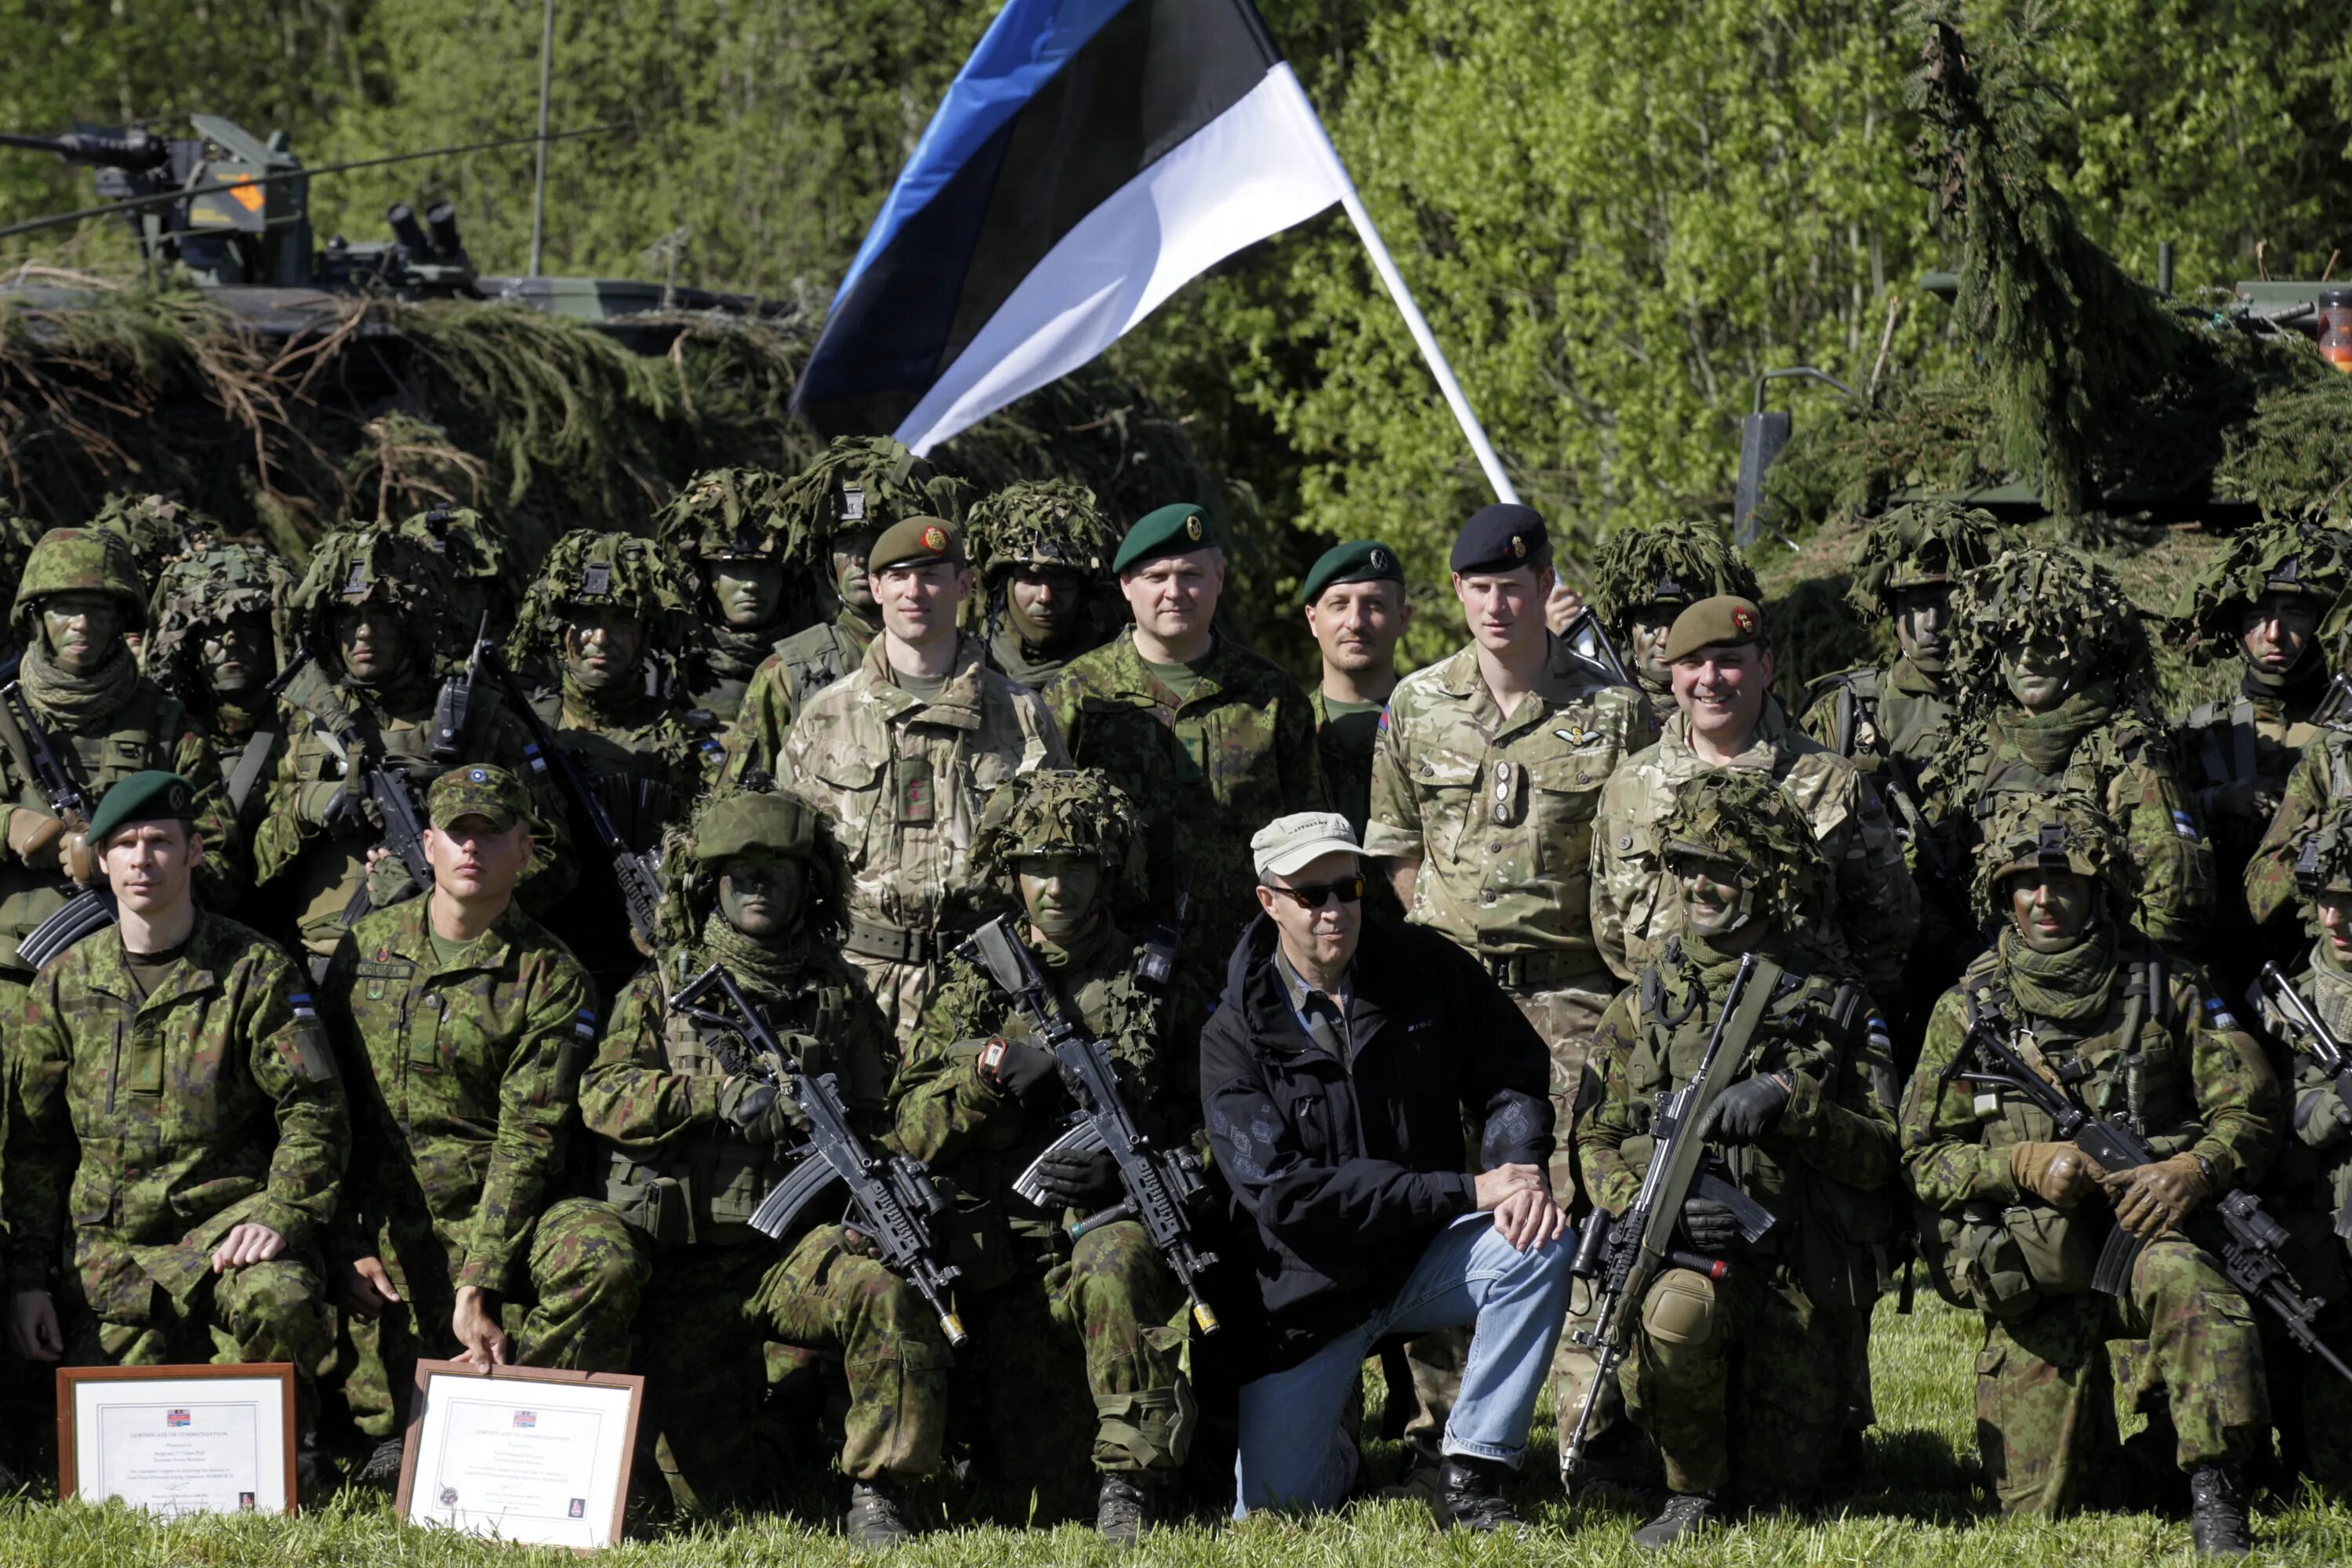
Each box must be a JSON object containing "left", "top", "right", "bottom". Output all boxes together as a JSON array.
[
  {"left": 845, "top": 1477, "right": 913, "bottom": 1545},
  {"left": 1633, "top": 1490, "right": 1721, "bottom": 1548},
  {"left": 354, "top": 1435, "right": 408, "bottom": 1490},
  {"left": 1096, "top": 1472, "right": 1159, "bottom": 1544},
  {"left": 1427, "top": 1455, "right": 1525, "bottom": 1534},
  {"left": 2187, "top": 1462, "right": 2252, "bottom": 1558}
]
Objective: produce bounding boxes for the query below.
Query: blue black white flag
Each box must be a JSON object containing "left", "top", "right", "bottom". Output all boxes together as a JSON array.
[{"left": 792, "top": 0, "right": 1349, "bottom": 453}]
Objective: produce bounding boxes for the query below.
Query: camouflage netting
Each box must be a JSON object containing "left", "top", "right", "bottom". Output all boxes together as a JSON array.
[
  {"left": 509, "top": 528, "right": 706, "bottom": 681},
  {"left": 1944, "top": 545, "right": 2158, "bottom": 717},
  {"left": 1971, "top": 786, "right": 2137, "bottom": 926},
  {"left": 1660, "top": 768, "right": 1831, "bottom": 928},
  {"left": 965, "top": 479, "right": 1118, "bottom": 583},
  {"left": 1589, "top": 517, "right": 1763, "bottom": 636},
  {"left": 291, "top": 521, "right": 467, "bottom": 666},
  {"left": 1842, "top": 499, "right": 2008, "bottom": 619},
  {"left": 143, "top": 539, "right": 301, "bottom": 697},
  {"left": 967, "top": 768, "right": 1147, "bottom": 901},
  {"left": 2169, "top": 513, "right": 2352, "bottom": 665}
]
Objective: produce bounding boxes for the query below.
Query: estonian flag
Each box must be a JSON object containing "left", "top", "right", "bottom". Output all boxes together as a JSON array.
[{"left": 792, "top": 0, "right": 1348, "bottom": 454}]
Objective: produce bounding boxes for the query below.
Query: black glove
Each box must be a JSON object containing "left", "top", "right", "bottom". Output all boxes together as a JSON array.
[
  {"left": 1030, "top": 1145, "right": 1122, "bottom": 1210},
  {"left": 983, "top": 1037, "right": 1060, "bottom": 1104},
  {"left": 1678, "top": 1196, "right": 1741, "bottom": 1253},
  {"left": 720, "top": 1078, "right": 803, "bottom": 1145},
  {"left": 1704, "top": 1073, "right": 1791, "bottom": 1144}
]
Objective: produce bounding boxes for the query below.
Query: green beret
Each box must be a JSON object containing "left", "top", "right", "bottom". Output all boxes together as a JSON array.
[
  {"left": 87, "top": 771, "right": 198, "bottom": 846},
  {"left": 1661, "top": 595, "right": 1767, "bottom": 663},
  {"left": 1113, "top": 503, "right": 1218, "bottom": 575},
  {"left": 693, "top": 788, "right": 820, "bottom": 863},
  {"left": 1299, "top": 539, "right": 1403, "bottom": 609},
  {"left": 869, "top": 515, "right": 964, "bottom": 573},
  {"left": 426, "top": 764, "right": 532, "bottom": 832}
]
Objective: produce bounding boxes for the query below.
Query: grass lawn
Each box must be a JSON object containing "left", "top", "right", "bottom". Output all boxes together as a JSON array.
[{"left": 5, "top": 1294, "right": 2348, "bottom": 1566}]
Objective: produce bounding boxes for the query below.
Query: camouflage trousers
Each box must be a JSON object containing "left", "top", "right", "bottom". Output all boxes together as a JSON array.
[
  {"left": 1975, "top": 1239, "right": 2267, "bottom": 1516},
  {"left": 65, "top": 1250, "right": 332, "bottom": 1386},
  {"left": 1516, "top": 984, "right": 1618, "bottom": 1453},
  {"left": 338, "top": 1196, "right": 646, "bottom": 1439}
]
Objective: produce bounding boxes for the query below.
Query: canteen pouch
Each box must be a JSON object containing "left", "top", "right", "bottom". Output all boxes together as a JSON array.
[
  {"left": 2003, "top": 1201, "right": 2100, "bottom": 1298},
  {"left": 1918, "top": 1199, "right": 2039, "bottom": 1319},
  {"left": 607, "top": 1157, "right": 692, "bottom": 1247}
]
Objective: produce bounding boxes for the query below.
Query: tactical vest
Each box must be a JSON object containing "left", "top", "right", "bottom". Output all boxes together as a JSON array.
[{"left": 2182, "top": 694, "right": 2314, "bottom": 793}]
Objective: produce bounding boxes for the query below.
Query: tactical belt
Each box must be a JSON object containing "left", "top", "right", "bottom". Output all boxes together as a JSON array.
[
  {"left": 844, "top": 914, "right": 972, "bottom": 965},
  {"left": 1483, "top": 946, "right": 1605, "bottom": 993}
]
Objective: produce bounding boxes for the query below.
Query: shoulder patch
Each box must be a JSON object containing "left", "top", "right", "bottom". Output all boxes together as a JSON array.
[
  {"left": 2202, "top": 993, "right": 2240, "bottom": 1031},
  {"left": 281, "top": 990, "right": 338, "bottom": 1084},
  {"left": 2172, "top": 809, "right": 2200, "bottom": 841}
]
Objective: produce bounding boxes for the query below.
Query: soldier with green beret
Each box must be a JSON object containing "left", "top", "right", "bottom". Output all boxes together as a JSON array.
[
  {"left": 653, "top": 466, "right": 804, "bottom": 732},
  {"left": 1044, "top": 502, "right": 1324, "bottom": 979},
  {"left": 1578, "top": 771, "right": 1897, "bottom": 1544},
  {"left": 143, "top": 539, "right": 304, "bottom": 848},
  {"left": 4, "top": 769, "right": 347, "bottom": 1472},
  {"left": 1589, "top": 519, "right": 1764, "bottom": 702},
  {"left": 319, "top": 762, "right": 644, "bottom": 1483},
  {"left": 896, "top": 768, "right": 1203, "bottom": 1539},
  {"left": 1299, "top": 538, "right": 1411, "bottom": 849},
  {"left": 967, "top": 479, "right": 1123, "bottom": 688},
  {"left": 1901, "top": 791, "right": 2274, "bottom": 1551},
  {"left": 577, "top": 778, "right": 949, "bottom": 1537}
]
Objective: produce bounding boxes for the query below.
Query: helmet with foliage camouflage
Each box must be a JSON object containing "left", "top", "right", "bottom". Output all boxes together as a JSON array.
[
  {"left": 0, "top": 503, "right": 48, "bottom": 620},
  {"left": 142, "top": 541, "right": 300, "bottom": 691},
  {"left": 970, "top": 768, "right": 1147, "bottom": 901},
  {"left": 2171, "top": 511, "right": 2352, "bottom": 666},
  {"left": 508, "top": 530, "right": 705, "bottom": 674},
  {"left": 1591, "top": 519, "right": 1762, "bottom": 637},
  {"left": 1658, "top": 769, "right": 1828, "bottom": 931},
  {"left": 771, "top": 437, "right": 970, "bottom": 572},
  {"left": 292, "top": 523, "right": 463, "bottom": 663},
  {"left": 654, "top": 466, "right": 794, "bottom": 565},
  {"left": 655, "top": 773, "right": 836, "bottom": 948},
  {"left": 1970, "top": 789, "right": 2136, "bottom": 926},
  {"left": 92, "top": 491, "right": 223, "bottom": 586},
  {"left": 399, "top": 506, "right": 521, "bottom": 623},
  {"left": 1845, "top": 500, "right": 2008, "bottom": 618},
  {"left": 1947, "top": 546, "right": 2154, "bottom": 707},
  {"left": 11, "top": 527, "right": 148, "bottom": 641},
  {"left": 2290, "top": 801, "right": 2352, "bottom": 900},
  {"left": 967, "top": 481, "right": 1119, "bottom": 586}
]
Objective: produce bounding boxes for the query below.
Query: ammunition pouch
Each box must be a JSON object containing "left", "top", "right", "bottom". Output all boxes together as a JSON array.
[
  {"left": 604, "top": 1140, "right": 774, "bottom": 1248},
  {"left": 1917, "top": 1195, "right": 2100, "bottom": 1319},
  {"left": 1094, "top": 1375, "right": 1196, "bottom": 1471}
]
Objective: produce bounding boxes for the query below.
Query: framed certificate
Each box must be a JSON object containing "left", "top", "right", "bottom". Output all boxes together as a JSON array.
[
  {"left": 395, "top": 1360, "right": 644, "bottom": 1549},
  {"left": 57, "top": 1363, "right": 296, "bottom": 1516}
]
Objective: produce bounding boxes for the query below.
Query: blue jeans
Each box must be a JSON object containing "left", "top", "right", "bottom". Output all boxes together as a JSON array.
[{"left": 1232, "top": 1212, "right": 1576, "bottom": 1515}]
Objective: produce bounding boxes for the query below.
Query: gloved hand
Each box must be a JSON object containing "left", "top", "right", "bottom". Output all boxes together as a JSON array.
[
  {"left": 2296, "top": 1085, "right": 2352, "bottom": 1149},
  {"left": 5, "top": 808, "right": 64, "bottom": 871},
  {"left": 979, "top": 1036, "right": 1059, "bottom": 1103},
  {"left": 2100, "top": 1152, "right": 2209, "bottom": 1240},
  {"left": 719, "top": 1076, "right": 804, "bottom": 1145},
  {"left": 1030, "top": 1145, "right": 1121, "bottom": 1210},
  {"left": 1678, "top": 1196, "right": 1742, "bottom": 1253},
  {"left": 1703, "top": 1073, "right": 1792, "bottom": 1144},
  {"left": 299, "top": 779, "right": 376, "bottom": 835},
  {"left": 2006, "top": 1140, "right": 2105, "bottom": 1208}
]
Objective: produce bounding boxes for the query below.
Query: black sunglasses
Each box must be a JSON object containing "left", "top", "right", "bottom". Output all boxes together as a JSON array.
[{"left": 1268, "top": 875, "right": 1367, "bottom": 910}]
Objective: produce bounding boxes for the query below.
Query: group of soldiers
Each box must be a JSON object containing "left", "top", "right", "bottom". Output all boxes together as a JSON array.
[{"left": 0, "top": 445, "right": 2350, "bottom": 1557}]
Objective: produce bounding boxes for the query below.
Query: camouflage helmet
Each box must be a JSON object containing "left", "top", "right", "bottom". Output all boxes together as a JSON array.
[
  {"left": 1969, "top": 789, "right": 2136, "bottom": 927},
  {"left": 654, "top": 466, "right": 794, "bottom": 564},
  {"left": 11, "top": 527, "right": 148, "bottom": 641},
  {"left": 772, "top": 437, "right": 971, "bottom": 572},
  {"left": 2170, "top": 511, "right": 2352, "bottom": 666},
  {"left": 141, "top": 540, "right": 301, "bottom": 689},
  {"left": 1947, "top": 546, "right": 2155, "bottom": 709},
  {"left": 1845, "top": 500, "right": 2008, "bottom": 617},
  {"left": 507, "top": 530, "right": 703, "bottom": 673},
  {"left": 969, "top": 768, "right": 1147, "bottom": 901},
  {"left": 1591, "top": 519, "right": 1762, "bottom": 637},
  {"left": 1657, "top": 769, "right": 1829, "bottom": 931},
  {"left": 691, "top": 782, "right": 823, "bottom": 866},
  {"left": 656, "top": 774, "right": 836, "bottom": 948},
  {"left": 91, "top": 491, "right": 222, "bottom": 586},
  {"left": 2290, "top": 801, "right": 2352, "bottom": 901},
  {"left": 292, "top": 522, "right": 463, "bottom": 663},
  {"left": 966, "top": 480, "right": 1120, "bottom": 586},
  {"left": 399, "top": 505, "right": 518, "bottom": 597}
]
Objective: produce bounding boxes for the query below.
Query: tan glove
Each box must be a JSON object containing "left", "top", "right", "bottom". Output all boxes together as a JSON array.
[
  {"left": 5, "top": 808, "right": 64, "bottom": 870},
  {"left": 2100, "top": 1152, "right": 2209, "bottom": 1240},
  {"left": 59, "top": 828, "right": 93, "bottom": 885},
  {"left": 2007, "top": 1141, "right": 2105, "bottom": 1208}
]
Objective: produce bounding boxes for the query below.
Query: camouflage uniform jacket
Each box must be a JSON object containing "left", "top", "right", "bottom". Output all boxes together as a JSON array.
[
  {"left": 321, "top": 897, "right": 598, "bottom": 1294},
  {"left": 3, "top": 913, "right": 347, "bottom": 1303},
  {"left": 2241, "top": 719, "right": 2352, "bottom": 935},
  {"left": 0, "top": 679, "right": 240, "bottom": 972},
  {"left": 204, "top": 695, "right": 300, "bottom": 845},
  {"left": 1363, "top": 640, "right": 1654, "bottom": 988},
  {"left": 1591, "top": 702, "right": 1918, "bottom": 996},
  {"left": 1042, "top": 630, "right": 1325, "bottom": 971},
  {"left": 2259, "top": 944, "right": 2352, "bottom": 1249},
  {"left": 1798, "top": 657, "right": 1958, "bottom": 783},
  {"left": 724, "top": 610, "right": 879, "bottom": 785},
  {"left": 985, "top": 623, "right": 1109, "bottom": 691}
]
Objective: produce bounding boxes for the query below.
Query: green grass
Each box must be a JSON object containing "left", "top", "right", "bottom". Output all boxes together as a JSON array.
[{"left": 5, "top": 1295, "right": 2348, "bottom": 1566}]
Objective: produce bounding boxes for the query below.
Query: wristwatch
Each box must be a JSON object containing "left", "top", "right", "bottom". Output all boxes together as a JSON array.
[{"left": 2192, "top": 1152, "right": 2217, "bottom": 1186}]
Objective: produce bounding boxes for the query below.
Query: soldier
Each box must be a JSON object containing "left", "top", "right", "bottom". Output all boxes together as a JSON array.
[
  {"left": 1901, "top": 791, "right": 2274, "bottom": 1552},
  {"left": 142, "top": 540, "right": 303, "bottom": 848},
  {"left": 1361, "top": 503, "right": 1653, "bottom": 1482},
  {"left": 782, "top": 517, "right": 1066, "bottom": 1044},
  {"left": 1592, "top": 595, "right": 1918, "bottom": 999},
  {"left": 897, "top": 769, "right": 1198, "bottom": 1538},
  {"left": 505, "top": 529, "right": 717, "bottom": 1000},
  {"left": 583, "top": 782, "right": 949, "bottom": 1538},
  {"left": 1298, "top": 537, "right": 1413, "bottom": 844},
  {"left": 965, "top": 479, "right": 1123, "bottom": 686},
  {"left": 3, "top": 772, "right": 345, "bottom": 1468},
  {"left": 91, "top": 490, "right": 219, "bottom": 598},
  {"left": 0, "top": 503, "right": 44, "bottom": 673},
  {"left": 1590, "top": 518, "right": 1762, "bottom": 703},
  {"left": 1043, "top": 502, "right": 1325, "bottom": 975},
  {"left": 653, "top": 466, "right": 800, "bottom": 731},
  {"left": 252, "top": 524, "right": 568, "bottom": 969},
  {"left": 1935, "top": 546, "right": 2215, "bottom": 954},
  {"left": 399, "top": 505, "right": 524, "bottom": 644},
  {"left": 321, "top": 764, "right": 644, "bottom": 1483},
  {"left": 1577, "top": 771, "right": 1898, "bottom": 1545}
]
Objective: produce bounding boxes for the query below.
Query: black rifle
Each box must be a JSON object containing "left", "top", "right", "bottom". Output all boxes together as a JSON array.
[
  {"left": 1563, "top": 954, "right": 1777, "bottom": 1477},
  {"left": 1557, "top": 604, "right": 1631, "bottom": 686},
  {"left": 2, "top": 680, "right": 115, "bottom": 967},
  {"left": 669, "top": 963, "right": 968, "bottom": 1348},
  {"left": 2256, "top": 963, "right": 2352, "bottom": 1243},
  {"left": 1943, "top": 1011, "right": 2352, "bottom": 1384},
  {"left": 332, "top": 732, "right": 436, "bottom": 932},
  {"left": 959, "top": 915, "right": 1222, "bottom": 1334}
]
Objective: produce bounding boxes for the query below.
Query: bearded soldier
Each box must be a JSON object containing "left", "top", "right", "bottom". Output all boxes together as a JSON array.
[
  {"left": 1902, "top": 792, "right": 2275, "bottom": 1552},
  {"left": 897, "top": 770, "right": 1200, "bottom": 1539},
  {"left": 142, "top": 540, "right": 303, "bottom": 848},
  {"left": 583, "top": 782, "right": 949, "bottom": 1538},
  {"left": 966, "top": 479, "right": 1123, "bottom": 687},
  {"left": 1590, "top": 518, "right": 1763, "bottom": 704},
  {"left": 654, "top": 466, "right": 802, "bottom": 733},
  {"left": 1578, "top": 771, "right": 1897, "bottom": 1545}
]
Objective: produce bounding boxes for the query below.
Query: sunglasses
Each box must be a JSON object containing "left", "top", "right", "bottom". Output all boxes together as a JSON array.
[{"left": 1267, "top": 875, "right": 1366, "bottom": 910}]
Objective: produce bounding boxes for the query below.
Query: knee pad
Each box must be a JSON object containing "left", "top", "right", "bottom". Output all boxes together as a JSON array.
[
  {"left": 1094, "top": 1380, "right": 1196, "bottom": 1470},
  {"left": 1641, "top": 1268, "right": 1718, "bottom": 1347}
]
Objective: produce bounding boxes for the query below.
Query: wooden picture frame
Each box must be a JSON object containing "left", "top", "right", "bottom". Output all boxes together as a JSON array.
[
  {"left": 57, "top": 1362, "right": 297, "bottom": 1516},
  {"left": 394, "top": 1360, "right": 644, "bottom": 1550}
]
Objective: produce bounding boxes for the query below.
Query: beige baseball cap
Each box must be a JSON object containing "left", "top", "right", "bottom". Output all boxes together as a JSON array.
[{"left": 1251, "top": 811, "right": 1362, "bottom": 880}]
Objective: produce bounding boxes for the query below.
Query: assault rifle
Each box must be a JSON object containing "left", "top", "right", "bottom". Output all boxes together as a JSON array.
[
  {"left": 1563, "top": 954, "right": 1777, "bottom": 1477},
  {"left": 2256, "top": 963, "right": 2352, "bottom": 1243},
  {"left": 1943, "top": 1008, "right": 2352, "bottom": 1384},
  {"left": 2, "top": 681, "right": 114, "bottom": 968},
  {"left": 959, "top": 915, "right": 1222, "bottom": 1334},
  {"left": 332, "top": 735, "right": 436, "bottom": 932},
  {"left": 669, "top": 963, "right": 968, "bottom": 1348}
]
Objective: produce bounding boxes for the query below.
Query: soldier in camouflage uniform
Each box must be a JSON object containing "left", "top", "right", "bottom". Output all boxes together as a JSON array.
[
  {"left": 252, "top": 524, "right": 568, "bottom": 968},
  {"left": 1590, "top": 518, "right": 1762, "bottom": 703},
  {"left": 142, "top": 540, "right": 303, "bottom": 851},
  {"left": 506, "top": 530, "right": 718, "bottom": 1001},
  {"left": 966, "top": 479, "right": 1122, "bottom": 687},
  {"left": 321, "top": 764, "right": 643, "bottom": 1482},
  {"left": 1901, "top": 791, "right": 2274, "bottom": 1552},
  {"left": 1044, "top": 503, "right": 1325, "bottom": 975},
  {"left": 896, "top": 769, "right": 1198, "bottom": 1538},
  {"left": 654, "top": 467, "right": 802, "bottom": 733},
  {"left": 1578, "top": 771, "right": 1898, "bottom": 1544},
  {"left": 4, "top": 772, "right": 345, "bottom": 1454},
  {"left": 782, "top": 517, "right": 1066, "bottom": 1046},
  {"left": 583, "top": 782, "right": 949, "bottom": 1538},
  {"left": 91, "top": 490, "right": 220, "bottom": 601},
  {"left": 399, "top": 505, "right": 524, "bottom": 644},
  {"left": 1933, "top": 546, "right": 2216, "bottom": 954}
]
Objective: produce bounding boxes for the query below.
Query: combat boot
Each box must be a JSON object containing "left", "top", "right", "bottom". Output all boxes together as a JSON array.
[
  {"left": 845, "top": 1477, "right": 913, "bottom": 1545},
  {"left": 354, "top": 1435, "right": 408, "bottom": 1490},
  {"left": 1633, "top": 1490, "right": 1720, "bottom": 1548},
  {"left": 1427, "top": 1455, "right": 1526, "bottom": 1534},
  {"left": 2187, "top": 1463, "right": 2252, "bottom": 1558},
  {"left": 1096, "top": 1472, "right": 1158, "bottom": 1544}
]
